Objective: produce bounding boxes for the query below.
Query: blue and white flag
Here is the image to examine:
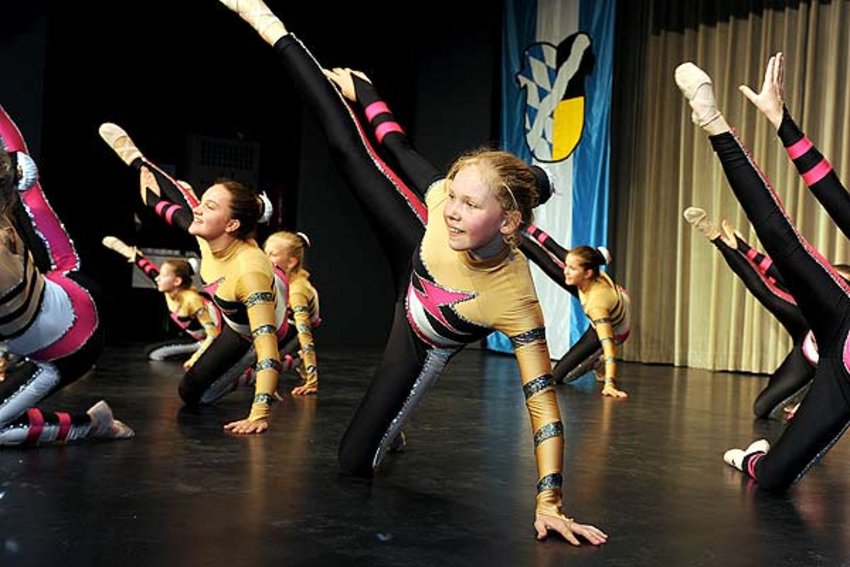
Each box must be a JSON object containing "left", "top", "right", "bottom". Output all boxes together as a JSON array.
[{"left": 488, "top": 0, "right": 614, "bottom": 359}]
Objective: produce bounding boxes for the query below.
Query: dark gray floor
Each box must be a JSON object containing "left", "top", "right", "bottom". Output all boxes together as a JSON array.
[{"left": 1, "top": 345, "right": 848, "bottom": 566}]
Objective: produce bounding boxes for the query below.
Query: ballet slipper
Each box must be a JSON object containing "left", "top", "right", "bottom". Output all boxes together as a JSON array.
[
  {"left": 98, "top": 123, "right": 142, "bottom": 166},
  {"left": 723, "top": 439, "right": 770, "bottom": 471},
  {"left": 102, "top": 236, "right": 138, "bottom": 261},
  {"left": 87, "top": 400, "right": 135, "bottom": 440},
  {"left": 683, "top": 207, "right": 721, "bottom": 240},
  {"left": 674, "top": 62, "right": 722, "bottom": 127},
  {"left": 218, "top": 0, "right": 287, "bottom": 46}
]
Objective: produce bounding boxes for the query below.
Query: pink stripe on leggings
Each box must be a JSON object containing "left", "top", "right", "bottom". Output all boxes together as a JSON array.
[
  {"left": 747, "top": 452, "right": 765, "bottom": 480},
  {"left": 375, "top": 122, "right": 403, "bottom": 144},
  {"left": 364, "top": 101, "right": 390, "bottom": 122},
  {"left": 786, "top": 137, "right": 813, "bottom": 160},
  {"left": 56, "top": 412, "right": 72, "bottom": 441},
  {"left": 25, "top": 409, "right": 45, "bottom": 445},
  {"left": 802, "top": 160, "right": 832, "bottom": 187}
]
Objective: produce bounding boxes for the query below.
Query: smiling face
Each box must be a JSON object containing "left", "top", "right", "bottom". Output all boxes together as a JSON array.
[
  {"left": 264, "top": 235, "right": 296, "bottom": 271},
  {"left": 188, "top": 184, "right": 238, "bottom": 240},
  {"left": 564, "top": 252, "right": 594, "bottom": 288},
  {"left": 442, "top": 163, "right": 509, "bottom": 255}
]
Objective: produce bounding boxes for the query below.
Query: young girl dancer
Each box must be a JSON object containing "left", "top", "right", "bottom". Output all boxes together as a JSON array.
[
  {"left": 102, "top": 236, "right": 220, "bottom": 366},
  {"left": 99, "top": 124, "right": 288, "bottom": 435},
  {"left": 263, "top": 231, "right": 320, "bottom": 395},
  {"left": 219, "top": 0, "right": 606, "bottom": 544},
  {"left": 324, "top": 67, "right": 630, "bottom": 398}
]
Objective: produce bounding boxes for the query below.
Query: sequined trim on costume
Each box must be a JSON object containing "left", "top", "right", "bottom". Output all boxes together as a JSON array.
[
  {"left": 510, "top": 328, "right": 546, "bottom": 348},
  {"left": 371, "top": 347, "right": 455, "bottom": 469},
  {"left": 523, "top": 374, "right": 553, "bottom": 400},
  {"left": 255, "top": 358, "right": 282, "bottom": 372},
  {"left": 536, "top": 473, "right": 563, "bottom": 493},
  {"left": 244, "top": 291, "right": 274, "bottom": 308},
  {"left": 533, "top": 421, "right": 564, "bottom": 447},
  {"left": 253, "top": 393, "right": 276, "bottom": 406},
  {"left": 251, "top": 324, "right": 277, "bottom": 338}
]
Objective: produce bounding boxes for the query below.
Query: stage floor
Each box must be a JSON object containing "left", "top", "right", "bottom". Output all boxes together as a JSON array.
[{"left": 1, "top": 345, "right": 847, "bottom": 566}]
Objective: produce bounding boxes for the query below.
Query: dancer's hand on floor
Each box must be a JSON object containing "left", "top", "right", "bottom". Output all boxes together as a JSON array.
[
  {"left": 224, "top": 417, "right": 269, "bottom": 435},
  {"left": 534, "top": 514, "right": 608, "bottom": 545},
  {"left": 291, "top": 384, "right": 317, "bottom": 396},
  {"left": 602, "top": 384, "right": 628, "bottom": 398}
]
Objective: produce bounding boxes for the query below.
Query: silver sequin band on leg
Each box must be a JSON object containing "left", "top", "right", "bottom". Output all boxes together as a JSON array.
[{"left": 371, "top": 347, "right": 455, "bottom": 469}]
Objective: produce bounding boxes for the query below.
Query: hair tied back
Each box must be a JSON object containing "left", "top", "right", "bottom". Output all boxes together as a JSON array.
[{"left": 257, "top": 191, "right": 273, "bottom": 224}]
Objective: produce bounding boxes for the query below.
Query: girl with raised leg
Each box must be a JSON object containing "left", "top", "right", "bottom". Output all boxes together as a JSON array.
[
  {"left": 219, "top": 0, "right": 606, "bottom": 544},
  {"left": 99, "top": 125, "right": 288, "bottom": 435}
]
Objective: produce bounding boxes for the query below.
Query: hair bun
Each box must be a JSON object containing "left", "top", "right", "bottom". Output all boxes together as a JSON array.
[
  {"left": 257, "top": 191, "right": 273, "bottom": 224},
  {"left": 530, "top": 165, "right": 554, "bottom": 206},
  {"left": 596, "top": 246, "right": 612, "bottom": 265},
  {"left": 12, "top": 151, "right": 38, "bottom": 192},
  {"left": 187, "top": 256, "right": 200, "bottom": 275},
  {"left": 296, "top": 231, "right": 311, "bottom": 248}
]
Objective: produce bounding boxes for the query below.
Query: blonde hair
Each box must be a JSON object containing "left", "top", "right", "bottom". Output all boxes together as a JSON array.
[
  {"left": 446, "top": 149, "right": 539, "bottom": 248},
  {"left": 266, "top": 230, "right": 310, "bottom": 268}
]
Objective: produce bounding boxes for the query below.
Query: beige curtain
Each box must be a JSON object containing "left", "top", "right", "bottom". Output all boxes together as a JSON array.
[{"left": 613, "top": 1, "right": 850, "bottom": 372}]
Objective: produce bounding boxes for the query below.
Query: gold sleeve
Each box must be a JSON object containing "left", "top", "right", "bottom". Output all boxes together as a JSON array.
[
  {"left": 290, "top": 284, "right": 318, "bottom": 389},
  {"left": 586, "top": 306, "right": 617, "bottom": 382},
  {"left": 185, "top": 293, "right": 219, "bottom": 367},
  {"left": 236, "top": 270, "right": 281, "bottom": 421},
  {"left": 509, "top": 328, "right": 565, "bottom": 518}
]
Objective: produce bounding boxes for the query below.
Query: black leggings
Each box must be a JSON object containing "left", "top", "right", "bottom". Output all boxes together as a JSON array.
[
  {"left": 552, "top": 326, "right": 602, "bottom": 383},
  {"left": 275, "top": 35, "right": 425, "bottom": 293},
  {"left": 178, "top": 325, "right": 252, "bottom": 405},
  {"left": 711, "top": 236, "right": 813, "bottom": 418},
  {"left": 274, "top": 35, "right": 459, "bottom": 476},
  {"left": 338, "top": 300, "right": 453, "bottom": 475},
  {"left": 711, "top": 132, "right": 850, "bottom": 490}
]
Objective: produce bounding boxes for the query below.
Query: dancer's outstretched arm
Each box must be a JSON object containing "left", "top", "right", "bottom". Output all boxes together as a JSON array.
[{"left": 741, "top": 53, "right": 850, "bottom": 239}]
